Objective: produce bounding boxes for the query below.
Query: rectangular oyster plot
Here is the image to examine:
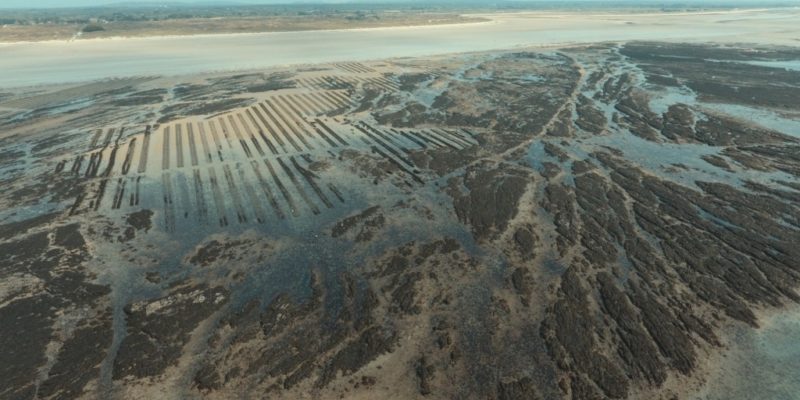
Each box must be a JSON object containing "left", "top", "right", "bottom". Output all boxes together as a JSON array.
[{"left": 2, "top": 8, "right": 800, "bottom": 400}]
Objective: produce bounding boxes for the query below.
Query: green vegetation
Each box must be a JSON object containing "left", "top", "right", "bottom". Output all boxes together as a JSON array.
[
  {"left": 81, "top": 24, "right": 105, "bottom": 33},
  {"left": 3, "top": 1, "right": 794, "bottom": 27}
]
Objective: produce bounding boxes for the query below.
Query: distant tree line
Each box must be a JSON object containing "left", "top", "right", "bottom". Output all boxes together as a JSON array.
[
  {"left": 81, "top": 24, "right": 105, "bottom": 33},
  {"left": 2, "top": 1, "right": 797, "bottom": 26}
]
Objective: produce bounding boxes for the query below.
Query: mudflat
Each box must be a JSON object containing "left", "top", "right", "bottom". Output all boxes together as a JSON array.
[{"left": 2, "top": 6, "right": 800, "bottom": 400}]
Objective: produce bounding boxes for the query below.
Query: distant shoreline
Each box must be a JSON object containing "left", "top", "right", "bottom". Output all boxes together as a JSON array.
[
  {"left": 0, "top": 13, "right": 490, "bottom": 44},
  {"left": 0, "top": 18, "right": 496, "bottom": 46},
  {"left": 0, "top": 6, "right": 794, "bottom": 44}
]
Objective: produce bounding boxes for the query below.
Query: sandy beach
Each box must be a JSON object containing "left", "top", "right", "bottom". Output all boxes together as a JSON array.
[{"left": 2, "top": 8, "right": 799, "bottom": 88}]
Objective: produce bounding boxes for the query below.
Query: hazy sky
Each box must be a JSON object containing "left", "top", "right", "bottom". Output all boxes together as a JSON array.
[
  {"left": 0, "top": 0, "right": 483, "bottom": 8},
  {"left": 0, "top": 0, "right": 443, "bottom": 8},
  {"left": 0, "top": 0, "right": 784, "bottom": 9},
  {"left": 0, "top": 0, "right": 309, "bottom": 8},
  {"left": 3, "top": 0, "right": 237, "bottom": 7}
]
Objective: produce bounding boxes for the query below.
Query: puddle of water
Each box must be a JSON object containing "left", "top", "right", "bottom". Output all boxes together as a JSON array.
[
  {"left": 615, "top": 244, "right": 634, "bottom": 284},
  {"left": 575, "top": 130, "right": 796, "bottom": 191},
  {"left": 411, "top": 82, "right": 446, "bottom": 108},
  {"left": 648, "top": 87, "right": 697, "bottom": 115},
  {"left": 702, "top": 103, "right": 800, "bottom": 139},
  {"left": 543, "top": 257, "right": 566, "bottom": 275},
  {"left": 526, "top": 140, "right": 547, "bottom": 172},
  {"left": 697, "top": 207, "right": 739, "bottom": 230}
]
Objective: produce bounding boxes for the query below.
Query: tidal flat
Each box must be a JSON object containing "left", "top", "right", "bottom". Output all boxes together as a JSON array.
[
  {"left": 1, "top": 8, "right": 800, "bottom": 87},
  {"left": 1, "top": 10, "right": 800, "bottom": 400}
]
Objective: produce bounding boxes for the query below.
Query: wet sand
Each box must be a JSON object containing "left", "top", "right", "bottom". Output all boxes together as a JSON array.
[
  {"left": 692, "top": 305, "right": 800, "bottom": 400},
  {"left": 2, "top": 8, "right": 799, "bottom": 88}
]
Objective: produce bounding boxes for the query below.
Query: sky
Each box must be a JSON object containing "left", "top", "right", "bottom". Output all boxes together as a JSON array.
[
  {"left": 5, "top": 0, "right": 473, "bottom": 7},
  {"left": 0, "top": 0, "right": 313, "bottom": 8},
  {"left": 0, "top": 0, "right": 788, "bottom": 8},
  {"left": 2, "top": 0, "right": 238, "bottom": 7},
  {"left": 1, "top": 0, "right": 434, "bottom": 7}
]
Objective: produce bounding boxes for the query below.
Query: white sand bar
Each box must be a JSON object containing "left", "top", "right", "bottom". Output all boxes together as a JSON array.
[{"left": 1, "top": 8, "right": 799, "bottom": 88}]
